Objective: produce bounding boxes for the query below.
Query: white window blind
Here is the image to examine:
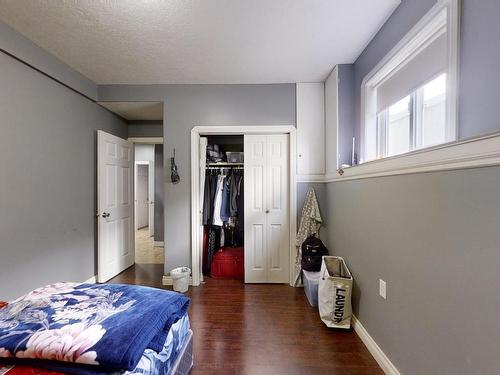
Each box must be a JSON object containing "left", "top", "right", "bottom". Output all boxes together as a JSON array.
[{"left": 376, "top": 30, "right": 447, "bottom": 113}]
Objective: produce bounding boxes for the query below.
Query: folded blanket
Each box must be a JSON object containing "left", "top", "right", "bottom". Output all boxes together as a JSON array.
[{"left": 0, "top": 283, "right": 190, "bottom": 371}]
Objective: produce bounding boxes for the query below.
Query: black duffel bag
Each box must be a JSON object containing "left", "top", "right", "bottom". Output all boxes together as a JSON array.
[{"left": 301, "top": 234, "right": 329, "bottom": 272}]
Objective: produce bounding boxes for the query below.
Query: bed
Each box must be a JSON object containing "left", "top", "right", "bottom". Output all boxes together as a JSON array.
[{"left": 0, "top": 283, "right": 193, "bottom": 375}]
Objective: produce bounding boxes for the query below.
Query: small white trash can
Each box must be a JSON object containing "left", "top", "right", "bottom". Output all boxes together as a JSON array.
[{"left": 171, "top": 267, "right": 191, "bottom": 293}]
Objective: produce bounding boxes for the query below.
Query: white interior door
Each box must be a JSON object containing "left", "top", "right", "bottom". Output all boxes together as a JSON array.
[
  {"left": 98, "top": 130, "right": 134, "bottom": 282},
  {"left": 148, "top": 162, "right": 155, "bottom": 237},
  {"left": 266, "top": 135, "right": 290, "bottom": 283},
  {"left": 244, "top": 134, "right": 289, "bottom": 283},
  {"left": 244, "top": 135, "right": 268, "bottom": 283}
]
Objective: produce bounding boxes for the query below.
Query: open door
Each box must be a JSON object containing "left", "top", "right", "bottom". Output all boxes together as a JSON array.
[{"left": 97, "top": 130, "right": 134, "bottom": 282}]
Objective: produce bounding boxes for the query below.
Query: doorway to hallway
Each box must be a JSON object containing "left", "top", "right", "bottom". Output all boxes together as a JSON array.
[{"left": 134, "top": 143, "right": 164, "bottom": 265}]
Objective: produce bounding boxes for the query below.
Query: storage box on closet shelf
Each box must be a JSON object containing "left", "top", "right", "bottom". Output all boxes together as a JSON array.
[{"left": 226, "top": 152, "right": 244, "bottom": 163}]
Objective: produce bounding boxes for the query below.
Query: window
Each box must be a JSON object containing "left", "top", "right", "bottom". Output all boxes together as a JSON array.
[
  {"left": 376, "top": 73, "right": 446, "bottom": 157},
  {"left": 361, "top": 0, "right": 459, "bottom": 163}
]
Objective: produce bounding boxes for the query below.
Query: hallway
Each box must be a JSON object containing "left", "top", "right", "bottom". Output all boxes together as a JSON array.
[{"left": 135, "top": 227, "right": 164, "bottom": 264}]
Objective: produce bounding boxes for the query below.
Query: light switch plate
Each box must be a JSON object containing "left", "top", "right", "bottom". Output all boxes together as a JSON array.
[{"left": 379, "top": 279, "right": 387, "bottom": 299}]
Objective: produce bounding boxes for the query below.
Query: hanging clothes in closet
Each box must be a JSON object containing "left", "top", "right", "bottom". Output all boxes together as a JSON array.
[{"left": 202, "top": 167, "right": 244, "bottom": 276}]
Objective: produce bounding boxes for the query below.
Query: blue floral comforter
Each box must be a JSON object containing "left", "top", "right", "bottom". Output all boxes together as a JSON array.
[{"left": 0, "top": 283, "right": 190, "bottom": 372}]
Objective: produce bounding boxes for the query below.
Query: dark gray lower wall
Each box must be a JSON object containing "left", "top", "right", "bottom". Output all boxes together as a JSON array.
[
  {"left": 325, "top": 167, "right": 500, "bottom": 375},
  {"left": 0, "top": 51, "right": 127, "bottom": 300},
  {"left": 154, "top": 145, "right": 164, "bottom": 241}
]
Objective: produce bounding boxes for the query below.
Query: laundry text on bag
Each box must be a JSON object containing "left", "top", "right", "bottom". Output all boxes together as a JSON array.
[{"left": 333, "top": 288, "right": 346, "bottom": 323}]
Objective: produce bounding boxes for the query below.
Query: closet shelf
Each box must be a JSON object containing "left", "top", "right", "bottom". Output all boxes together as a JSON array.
[{"left": 206, "top": 162, "right": 244, "bottom": 167}]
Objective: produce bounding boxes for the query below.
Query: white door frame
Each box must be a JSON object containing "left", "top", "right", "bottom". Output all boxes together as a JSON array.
[{"left": 190, "top": 125, "right": 297, "bottom": 286}]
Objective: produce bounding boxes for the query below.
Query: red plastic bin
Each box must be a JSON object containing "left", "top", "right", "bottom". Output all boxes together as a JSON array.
[{"left": 210, "top": 247, "right": 244, "bottom": 280}]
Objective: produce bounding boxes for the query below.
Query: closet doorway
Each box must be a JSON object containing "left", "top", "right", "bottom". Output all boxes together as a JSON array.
[{"left": 191, "top": 126, "right": 297, "bottom": 286}]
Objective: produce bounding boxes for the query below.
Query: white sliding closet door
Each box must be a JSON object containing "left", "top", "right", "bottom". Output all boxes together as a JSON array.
[{"left": 244, "top": 134, "right": 289, "bottom": 283}]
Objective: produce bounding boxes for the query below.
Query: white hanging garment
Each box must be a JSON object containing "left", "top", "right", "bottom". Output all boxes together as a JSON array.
[
  {"left": 212, "top": 175, "right": 224, "bottom": 226},
  {"left": 294, "top": 188, "right": 323, "bottom": 286}
]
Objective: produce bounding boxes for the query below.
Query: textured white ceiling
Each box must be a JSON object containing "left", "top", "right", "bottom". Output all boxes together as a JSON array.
[
  {"left": 97, "top": 101, "right": 163, "bottom": 120},
  {"left": 0, "top": 0, "right": 400, "bottom": 84}
]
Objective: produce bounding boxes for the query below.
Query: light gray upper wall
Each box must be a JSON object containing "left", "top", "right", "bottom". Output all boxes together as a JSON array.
[
  {"left": 325, "top": 167, "right": 500, "bottom": 375},
  {"left": 128, "top": 121, "right": 163, "bottom": 138},
  {"left": 337, "top": 64, "right": 355, "bottom": 166},
  {"left": 98, "top": 84, "right": 296, "bottom": 274},
  {"left": 0, "top": 21, "right": 98, "bottom": 100},
  {"left": 0, "top": 51, "right": 127, "bottom": 300},
  {"left": 458, "top": 0, "right": 500, "bottom": 138}
]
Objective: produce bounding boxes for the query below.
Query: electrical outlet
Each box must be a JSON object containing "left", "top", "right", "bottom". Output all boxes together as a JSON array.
[{"left": 379, "top": 279, "right": 387, "bottom": 299}]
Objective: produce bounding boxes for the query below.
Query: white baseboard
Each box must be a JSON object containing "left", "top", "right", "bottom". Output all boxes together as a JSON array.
[
  {"left": 154, "top": 241, "right": 164, "bottom": 247},
  {"left": 162, "top": 275, "right": 193, "bottom": 286},
  {"left": 84, "top": 276, "right": 97, "bottom": 284},
  {"left": 352, "top": 315, "right": 401, "bottom": 375}
]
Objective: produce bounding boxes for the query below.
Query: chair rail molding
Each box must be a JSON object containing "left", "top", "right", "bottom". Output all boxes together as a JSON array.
[
  {"left": 327, "top": 131, "right": 500, "bottom": 182},
  {"left": 305, "top": 131, "right": 500, "bottom": 183}
]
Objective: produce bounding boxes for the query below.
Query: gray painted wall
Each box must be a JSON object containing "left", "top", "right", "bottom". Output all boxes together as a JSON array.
[
  {"left": 458, "top": 0, "right": 500, "bottom": 138},
  {"left": 326, "top": 0, "right": 500, "bottom": 373},
  {"left": 0, "top": 51, "right": 127, "bottom": 300},
  {"left": 128, "top": 121, "right": 163, "bottom": 138},
  {"left": 162, "top": 85, "right": 296, "bottom": 273},
  {"left": 337, "top": 64, "right": 355, "bottom": 166},
  {"left": 98, "top": 84, "right": 296, "bottom": 274},
  {"left": 325, "top": 167, "right": 500, "bottom": 375},
  {"left": 154, "top": 145, "right": 164, "bottom": 242},
  {"left": 0, "top": 21, "right": 97, "bottom": 100}
]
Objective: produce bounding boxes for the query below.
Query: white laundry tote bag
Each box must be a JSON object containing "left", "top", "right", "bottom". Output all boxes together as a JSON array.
[{"left": 318, "top": 256, "right": 353, "bottom": 329}]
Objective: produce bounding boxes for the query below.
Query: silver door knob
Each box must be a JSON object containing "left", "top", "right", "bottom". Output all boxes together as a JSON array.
[
  {"left": 265, "top": 210, "right": 270, "bottom": 214},
  {"left": 102, "top": 212, "right": 110, "bottom": 218}
]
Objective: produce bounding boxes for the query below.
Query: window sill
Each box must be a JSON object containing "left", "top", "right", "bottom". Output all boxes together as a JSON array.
[{"left": 324, "top": 131, "right": 500, "bottom": 183}]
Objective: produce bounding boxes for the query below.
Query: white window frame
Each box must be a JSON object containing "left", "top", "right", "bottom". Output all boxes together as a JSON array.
[
  {"left": 376, "top": 76, "right": 447, "bottom": 157},
  {"left": 360, "top": 0, "right": 460, "bottom": 163}
]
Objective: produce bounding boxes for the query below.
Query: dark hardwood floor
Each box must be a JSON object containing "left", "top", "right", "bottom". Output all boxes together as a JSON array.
[{"left": 109, "top": 264, "right": 383, "bottom": 375}]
